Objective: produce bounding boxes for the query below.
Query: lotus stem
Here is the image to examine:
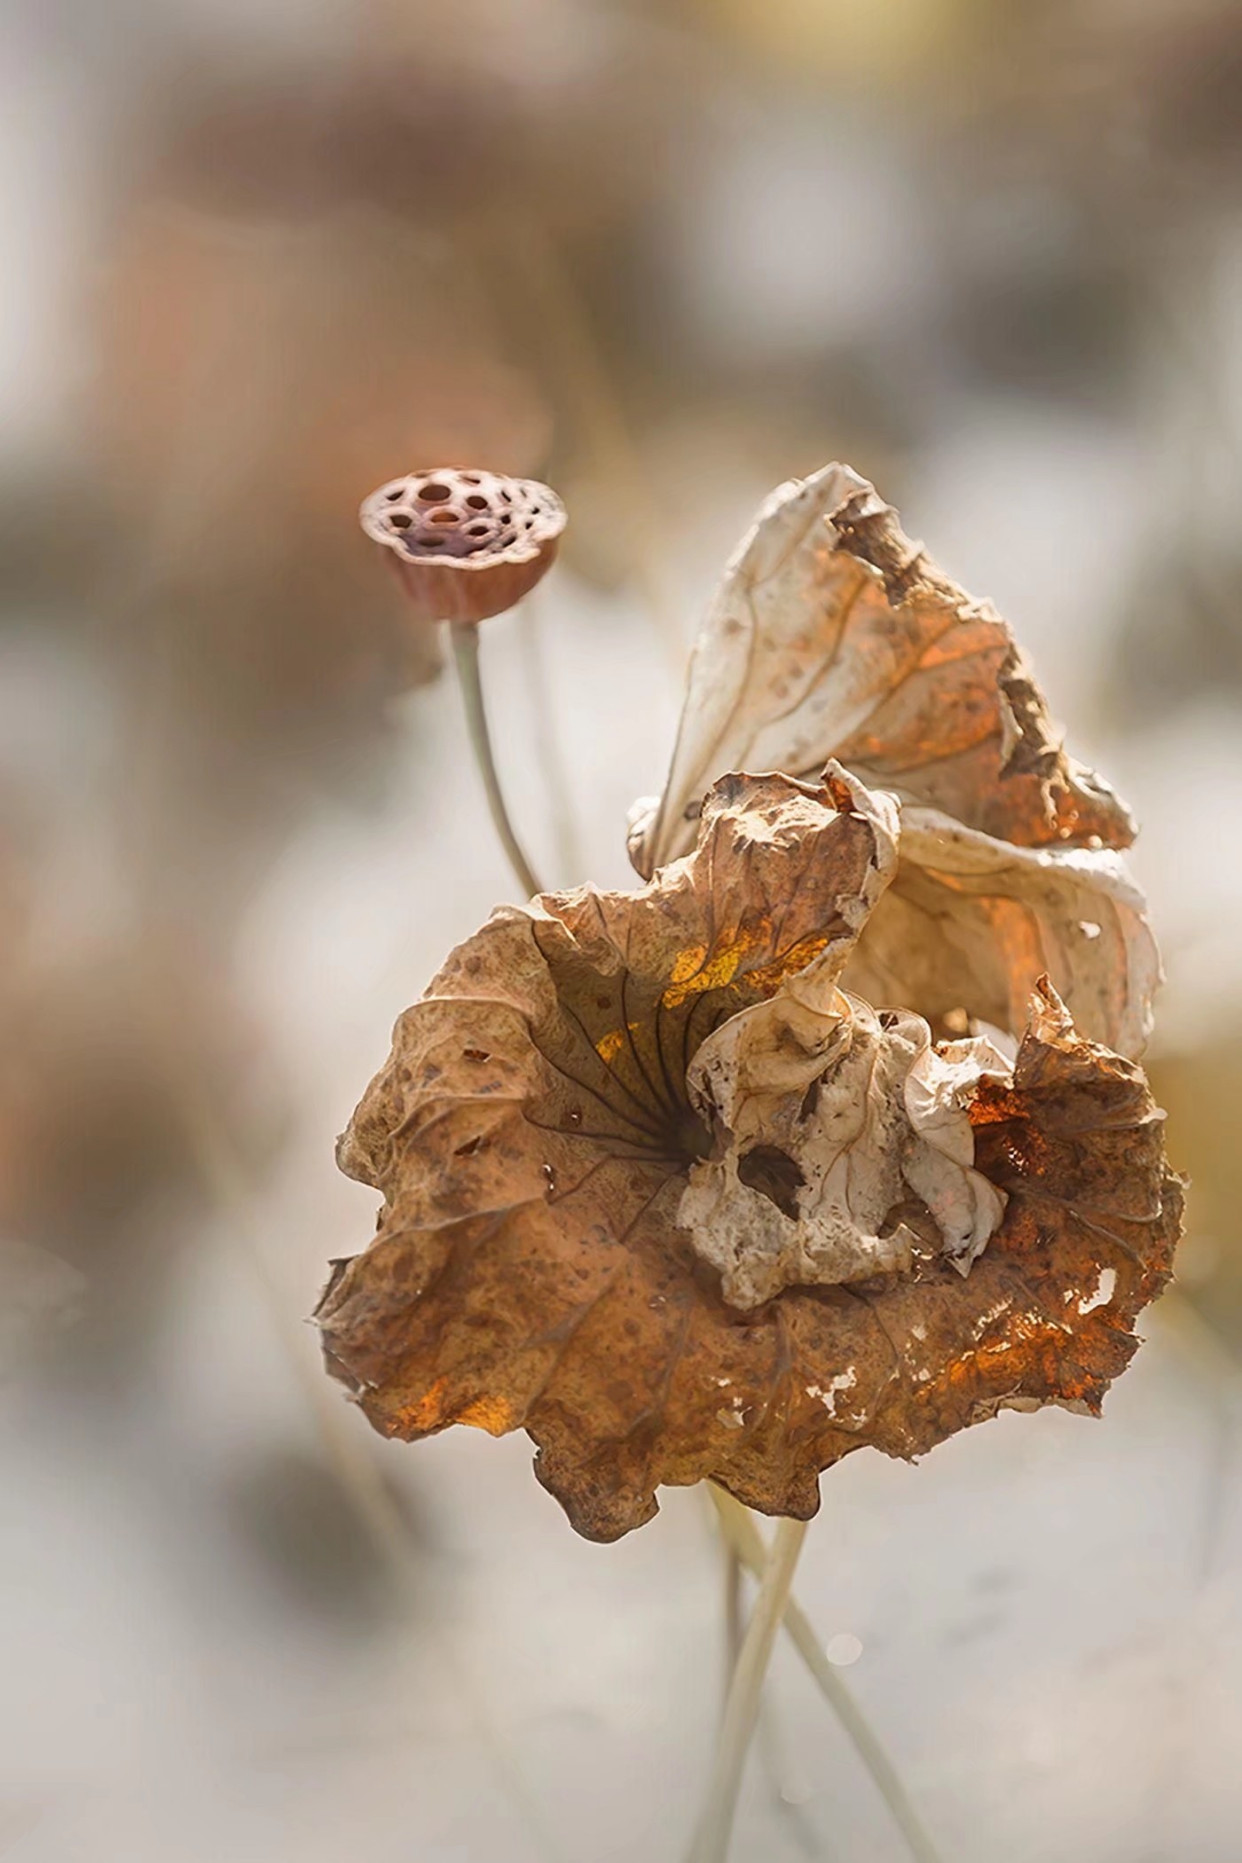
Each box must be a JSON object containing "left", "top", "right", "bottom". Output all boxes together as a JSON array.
[
  {"left": 709, "top": 1486, "right": 944, "bottom": 1863},
  {"left": 450, "top": 620, "right": 544, "bottom": 899},
  {"left": 687, "top": 1515, "right": 808, "bottom": 1863},
  {"left": 722, "top": 1534, "right": 743, "bottom": 1711}
]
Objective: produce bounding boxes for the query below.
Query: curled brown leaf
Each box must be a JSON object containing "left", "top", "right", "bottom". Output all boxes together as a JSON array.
[{"left": 318, "top": 769, "right": 1179, "bottom": 1541}]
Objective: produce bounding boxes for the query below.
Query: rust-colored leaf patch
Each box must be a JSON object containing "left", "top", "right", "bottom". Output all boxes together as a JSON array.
[{"left": 317, "top": 770, "right": 1180, "bottom": 1541}]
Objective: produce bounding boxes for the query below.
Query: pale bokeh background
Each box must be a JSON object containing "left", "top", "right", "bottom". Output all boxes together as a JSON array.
[{"left": 3, "top": 2, "right": 1242, "bottom": 1858}]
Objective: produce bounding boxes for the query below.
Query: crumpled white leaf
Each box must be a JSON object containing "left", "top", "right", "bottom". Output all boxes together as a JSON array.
[
  {"left": 677, "top": 928, "right": 1012, "bottom": 1310},
  {"left": 631, "top": 463, "right": 1158, "bottom": 1057}
]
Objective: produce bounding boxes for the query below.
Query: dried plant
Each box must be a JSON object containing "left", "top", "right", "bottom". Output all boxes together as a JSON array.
[
  {"left": 359, "top": 466, "right": 567, "bottom": 897},
  {"left": 319, "top": 461, "right": 1182, "bottom": 1862},
  {"left": 320, "top": 463, "right": 1180, "bottom": 1542},
  {"left": 360, "top": 468, "right": 566, "bottom": 628}
]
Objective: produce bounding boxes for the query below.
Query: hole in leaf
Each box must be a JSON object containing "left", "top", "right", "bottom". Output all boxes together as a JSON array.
[
  {"left": 737, "top": 1145, "right": 804, "bottom": 1220},
  {"left": 419, "top": 482, "right": 452, "bottom": 502},
  {"left": 465, "top": 494, "right": 489, "bottom": 510}
]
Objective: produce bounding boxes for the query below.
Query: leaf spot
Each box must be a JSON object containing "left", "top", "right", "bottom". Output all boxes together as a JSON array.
[
  {"left": 805, "top": 1369, "right": 857, "bottom": 1415},
  {"left": 1078, "top": 1267, "right": 1117, "bottom": 1314},
  {"left": 737, "top": 1144, "right": 805, "bottom": 1220}
]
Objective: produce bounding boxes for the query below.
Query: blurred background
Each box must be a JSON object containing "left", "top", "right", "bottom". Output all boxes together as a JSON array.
[{"left": 3, "top": 0, "right": 1242, "bottom": 1857}]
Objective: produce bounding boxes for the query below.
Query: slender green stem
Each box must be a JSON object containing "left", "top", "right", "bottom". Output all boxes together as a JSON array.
[
  {"left": 450, "top": 621, "right": 544, "bottom": 899},
  {"left": 709, "top": 1487, "right": 944, "bottom": 1863},
  {"left": 687, "top": 1516, "right": 808, "bottom": 1863}
]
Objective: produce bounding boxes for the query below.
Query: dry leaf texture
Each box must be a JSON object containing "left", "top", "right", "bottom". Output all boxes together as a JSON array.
[
  {"left": 844, "top": 807, "right": 1159, "bottom": 1057},
  {"left": 318, "top": 769, "right": 1180, "bottom": 1541},
  {"left": 628, "top": 465, "right": 1156, "bottom": 1055}
]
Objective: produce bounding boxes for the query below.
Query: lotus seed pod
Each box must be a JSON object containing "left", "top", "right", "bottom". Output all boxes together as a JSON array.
[{"left": 359, "top": 468, "right": 566, "bottom": 625}]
